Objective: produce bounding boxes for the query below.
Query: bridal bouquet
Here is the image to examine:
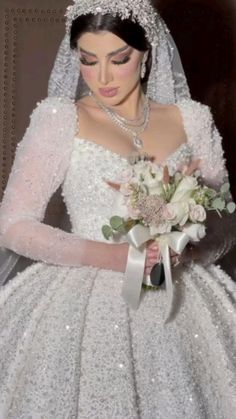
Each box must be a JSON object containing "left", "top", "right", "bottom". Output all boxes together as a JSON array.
[{"left": 102, "top": 160, "right": 235, "bottom": 319}]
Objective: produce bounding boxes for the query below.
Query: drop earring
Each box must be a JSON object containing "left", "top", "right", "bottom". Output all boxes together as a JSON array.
[{"left": 141, "top": 52, "right": 148, "bottom": 79}]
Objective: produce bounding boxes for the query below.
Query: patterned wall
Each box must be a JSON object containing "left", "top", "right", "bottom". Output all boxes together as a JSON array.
[{"left": 0, "top": 0, "right": 70, "bottom": 226}]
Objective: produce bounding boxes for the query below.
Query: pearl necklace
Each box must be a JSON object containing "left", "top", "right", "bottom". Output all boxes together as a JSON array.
[{"left": 91, "top": 93, "right": 150, "bottom": 150}]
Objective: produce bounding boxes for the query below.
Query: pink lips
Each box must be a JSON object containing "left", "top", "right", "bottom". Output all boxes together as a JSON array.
[{"left": 99, "top": 87, "right": 119, "bottom": 98}]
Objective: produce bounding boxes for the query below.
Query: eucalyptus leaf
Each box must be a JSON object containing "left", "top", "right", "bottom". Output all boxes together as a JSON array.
[
  {"left": 207, "top": 188, "right": 217, "bottom": 198},
  {"left": 220, "top": 183, "right": 230, "bottom": 194},
  {"left": 102, "top": 225, "right": 113, "bottom": 240},
  {"left": 110, "top": 216, "right": 125, "bottom": 231},
  {"left": 212, "top": 198, "right": 225, "bottom": 211},
  {"left": 227, "top": 202, "right": 236, "bottom": 214}
]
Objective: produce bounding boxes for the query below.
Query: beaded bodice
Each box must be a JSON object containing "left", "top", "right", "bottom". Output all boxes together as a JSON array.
[
  {"left": 0, "top": 96, "right": 234, "bottom": 271},
  {"left": 62, "top": 138, "right": 192, "bottom": 242}
]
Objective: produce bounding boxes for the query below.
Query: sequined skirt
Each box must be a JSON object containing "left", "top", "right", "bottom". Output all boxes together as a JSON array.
[{"left": 0, "top": 261, "right": 236, "bottom": 418}]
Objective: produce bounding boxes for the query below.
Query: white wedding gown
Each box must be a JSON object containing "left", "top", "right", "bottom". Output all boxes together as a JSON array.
[{"left": 0, "top": 97, "right": 236, "bottom": 419}]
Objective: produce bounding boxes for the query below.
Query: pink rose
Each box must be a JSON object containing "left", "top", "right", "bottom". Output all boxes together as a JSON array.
[
  {"left": 189, "top": 204, "right": 206, "bottom": 223},
  {"left": 162, "top": 204, "right": 176, "bottom": 221},
  {"left": 163, "top": 202, "right": 189, "bottom": 226}
]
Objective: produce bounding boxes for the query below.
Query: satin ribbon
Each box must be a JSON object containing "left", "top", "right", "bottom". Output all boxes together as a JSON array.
[{"left": 122, "top": 224, "right": 204, "bottom": 322}]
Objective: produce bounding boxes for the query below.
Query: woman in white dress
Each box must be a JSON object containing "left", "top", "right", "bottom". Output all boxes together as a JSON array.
[{"left": 0, "top": 0, "right": 236, "bottom": 418}]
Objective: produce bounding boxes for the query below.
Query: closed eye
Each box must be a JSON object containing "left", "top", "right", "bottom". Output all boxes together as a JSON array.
[
  {"left": 80, "top": 55, "right": 131, "bottom": 66},
  {"left": 112, "top": 56, "right": 131, "bottom": 65},
  {"left": 80, "top": 58, "right": 97, "bottom": 66}
]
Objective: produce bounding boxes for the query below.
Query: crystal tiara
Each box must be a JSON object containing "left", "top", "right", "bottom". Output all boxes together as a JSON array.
[{"left": 65, "top": 0, "right": 162, "bottom": 43}]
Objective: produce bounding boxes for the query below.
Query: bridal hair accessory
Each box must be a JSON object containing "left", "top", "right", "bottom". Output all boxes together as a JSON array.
[
  {"left": 65, "top": 0, "right": 161, "bottom": 42},
  {"left": 91, "top": 92, "right": 150, "bottom": 150},
  {"left": 48, "top": 0, "right": 191, "bottom": 103}
]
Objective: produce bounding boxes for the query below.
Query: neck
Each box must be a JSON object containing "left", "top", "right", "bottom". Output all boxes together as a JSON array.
[{"left": 110, "top": 84, "right": 145, "bottom": 120}]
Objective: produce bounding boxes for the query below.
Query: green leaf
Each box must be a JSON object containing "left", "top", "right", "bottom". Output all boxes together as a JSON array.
[
  {"left": 102, "top": 225, "right": 113, "bottom": 240},
  {"left": 227, "top": 202, "right": 236, "bottom": 214},
  {"left": 206, "top": 188, "right": 217, "bottom": 198},
  {"left": 110, "top": 216, "right": 125, "bottom": 231},
  {"left": 212, "top": 198, "right": 225, "bottom": 211},
  {"left": 220, "top": 183, "right": 230, "bottom": 194}
]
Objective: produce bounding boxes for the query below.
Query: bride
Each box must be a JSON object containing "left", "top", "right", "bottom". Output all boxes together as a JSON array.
[{"left": 0, "top": 0, "right": 236, "bottom": 417}]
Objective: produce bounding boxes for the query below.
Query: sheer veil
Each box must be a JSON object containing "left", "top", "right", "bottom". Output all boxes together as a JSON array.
[{"left": 0, "top": 0, "right": 191, "bottom": 286}]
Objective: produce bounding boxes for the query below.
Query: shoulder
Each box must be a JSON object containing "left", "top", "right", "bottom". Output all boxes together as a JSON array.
[
  {"left": 31, "top": 96, "right": 77, "bottom": 121},
  {"left": 150, "top": 100, "right": 188, "bottom": 126},
  {"left": 28, "top": 96, "right": 77, "bottom": 141},
  {"left": 19, "top": 97, "right": 77, "bottom": 153},
  {"left": 150, "top": 100, "right": 188, "bottom": 140},
  {"left": 176, "top": 98, "right": 214, "bottom": 131}
]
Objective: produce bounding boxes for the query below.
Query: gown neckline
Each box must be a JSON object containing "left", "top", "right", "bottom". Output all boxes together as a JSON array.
[{"left": 74, "top": 100, "right": 192, "bottom": 167}]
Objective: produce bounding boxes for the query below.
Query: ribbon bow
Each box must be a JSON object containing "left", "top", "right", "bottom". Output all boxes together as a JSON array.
[{"left": 122, "top": 224, "right": 203, "bottom": 323}]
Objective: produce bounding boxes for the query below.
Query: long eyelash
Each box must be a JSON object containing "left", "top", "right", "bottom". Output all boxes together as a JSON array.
[
  {"left": 112, "top": 56, "right": 131, "bottom": 65},
  {"left": 80, "top": 58, "right": 97, "bottom": 66}
]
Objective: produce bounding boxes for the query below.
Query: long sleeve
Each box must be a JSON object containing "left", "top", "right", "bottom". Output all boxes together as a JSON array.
[
  {"left": 181, "top": 99, "right": 236, "bottom": 266},
  {"left": 0, "top": 97, "right": 127, "bottom": 272}
]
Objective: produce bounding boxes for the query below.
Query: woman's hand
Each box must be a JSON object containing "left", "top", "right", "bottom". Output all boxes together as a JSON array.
[
  {"left": 145, "top": 241, "right": 160, "bottom": 276},
  {"left": 144, "top": 241, "right": 181, "bottom": 276}
]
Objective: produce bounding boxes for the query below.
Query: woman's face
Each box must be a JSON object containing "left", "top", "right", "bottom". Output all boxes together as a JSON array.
[{"left": 77, "top": 31, "right": 145, "bottom": 105}]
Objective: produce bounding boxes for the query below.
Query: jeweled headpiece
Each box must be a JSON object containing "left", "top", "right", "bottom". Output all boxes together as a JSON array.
[
  {"left": 65, "top": 0, "right": 160, "bottom": 43},
  {"left": 48, "top": 0, "right": 190, "bottom": 103}
]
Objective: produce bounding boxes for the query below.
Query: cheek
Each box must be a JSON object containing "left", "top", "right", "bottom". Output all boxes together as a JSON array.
[
  {"left": 116, "top": 59, "right": 140, "bottom": 79},
  {"left": 80, "top": 67, "right": 96, "bottom": 82}
]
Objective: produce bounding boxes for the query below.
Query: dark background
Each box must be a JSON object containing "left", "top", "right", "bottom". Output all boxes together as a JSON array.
[{"left": 156, "top": 0, "right": 236, "bottom": 199}]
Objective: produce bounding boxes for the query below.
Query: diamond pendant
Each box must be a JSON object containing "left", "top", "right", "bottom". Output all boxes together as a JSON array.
[{"left": 133, "top": 136, "right": 143, "bottom": 149}]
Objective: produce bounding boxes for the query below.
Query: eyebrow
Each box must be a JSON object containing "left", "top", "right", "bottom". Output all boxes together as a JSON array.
[{"left": 79, "top": 45, "right": 130, "bottom": 57}]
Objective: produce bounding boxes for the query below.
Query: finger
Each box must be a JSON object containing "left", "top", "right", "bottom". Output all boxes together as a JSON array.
[
  {"left": 147, "top": 242, "right": 159, "bottom": 250},
  {"left": 146, "top": 252, "right": 160, "bottom": 264}
]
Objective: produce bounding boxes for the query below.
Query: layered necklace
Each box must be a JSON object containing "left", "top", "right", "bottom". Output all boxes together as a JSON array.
[{"left": 91, "top": 92, "right": 150, "bottom": 150}]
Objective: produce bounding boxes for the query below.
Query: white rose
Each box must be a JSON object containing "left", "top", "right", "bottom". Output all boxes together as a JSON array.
[
  {"left": 189, "top": 204, "right": 207, "bottom": 223},
  {"left": 133, "top": 161, "right": 151, "bottom": 178},
  {"left": 142, "top": 172, "right": 164, "bottom": 196},
  {"left": 148, "top": 163, "right": 164, "bottom": 181},
  {"left": 171, "top": 176, "right": 198, "bottom": 203},
  {"left": 148, "top": 182, "right": 165, "bottom": 196},
  {"left": 183, "top": 223, "right": 206, "bottom": 242},
  {"left": 165, "top": 202, "right": 189, "bottom": 226}
]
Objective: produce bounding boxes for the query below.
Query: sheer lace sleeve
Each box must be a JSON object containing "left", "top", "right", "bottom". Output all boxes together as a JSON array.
[
  {"left": 181, "top": 99, "right": 236, "bottom": 266},
  {"left": 0, "top": 97, "right": 127, "bottom": 272}
]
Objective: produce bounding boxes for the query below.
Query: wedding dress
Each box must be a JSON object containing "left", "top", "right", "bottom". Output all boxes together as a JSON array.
[{"left": 0, "top": 96, "right": 236, "bottom": 419}]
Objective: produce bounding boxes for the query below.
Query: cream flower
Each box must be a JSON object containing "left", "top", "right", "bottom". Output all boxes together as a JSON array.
[
  {"left": 171, "top": 176, "right": 198, "bottom": 203},
  {"left": 165, "top": 202, "right": 189, "bottom": 226},
  {"left": 189, "top": 204, "right": 207, "bottom": 223},
  {"left": 183, "top": 223, "right": 206, "bottom": 242}
]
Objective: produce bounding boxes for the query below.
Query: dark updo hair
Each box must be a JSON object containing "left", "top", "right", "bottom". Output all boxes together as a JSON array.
[{"left": 70, "top": 13, "right": 152, "bottom": 83}]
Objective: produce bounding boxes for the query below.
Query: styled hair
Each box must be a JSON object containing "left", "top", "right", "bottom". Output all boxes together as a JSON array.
[{"left": 70, "top": 13, "right": 152, "bottom": 83}]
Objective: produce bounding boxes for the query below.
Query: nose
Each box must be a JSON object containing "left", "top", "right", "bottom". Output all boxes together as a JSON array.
[{"left": 98, "top": 62, "right": 113, "bottom": 85}]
